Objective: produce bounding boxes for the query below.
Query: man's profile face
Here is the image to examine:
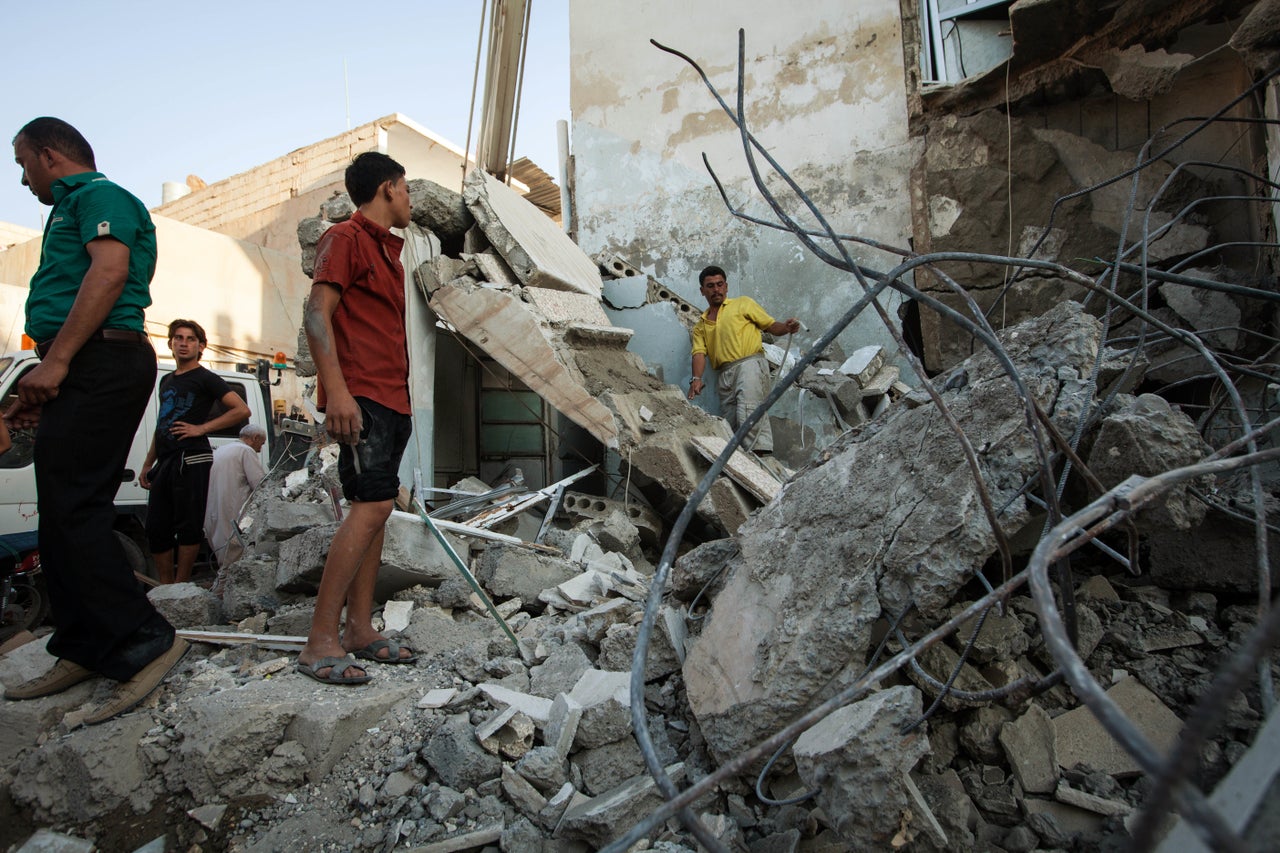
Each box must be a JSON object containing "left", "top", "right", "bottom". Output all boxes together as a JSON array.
[
  {"left": 700, "top": 274, "right": 728, "bottom": 307},
  {"left": 387, "top": 176, "right": 412, "bottom": 229},
  {"left": 13, "top": 136, "right": 55, "bottom": 206}
]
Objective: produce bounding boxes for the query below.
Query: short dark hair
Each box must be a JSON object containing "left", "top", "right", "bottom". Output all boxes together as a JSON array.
[
  {"left": 168, "top": 319, "right": 207, "bottom": 345},
  {"left": 699, "top": 265, "right": 727, "bottom": 286},
  {"left": 345, "top": 152, "right": 406, "bottom": 207},
  {"left": 13, "top": 117, "right": 96, "bottom": 169}
]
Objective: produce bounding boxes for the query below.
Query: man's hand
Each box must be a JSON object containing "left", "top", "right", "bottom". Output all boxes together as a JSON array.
[
  {"left": 687, "top": 377, "right": 705, "bottom": 400},
  {"left": 323, "top": 391, "right": 363, "bottom": 445},
  {"left": 169, "top": 420, "right": 205, "bottom": 440},
  {"left": 16, "top": 359, "right": 69, "bottom": 406},
  {"left": 3, "top": 399, "right": 40, "bottom": 430},
  {"left": 139, "top": 466, "right": 153, "bottom": 489}
]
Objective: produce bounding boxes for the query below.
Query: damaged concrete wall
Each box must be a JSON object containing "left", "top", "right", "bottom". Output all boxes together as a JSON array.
[
  {"left": 568, "top": 0, "right": 920, "bottom": 410},
  {"left": 902, "top": 0, "right": 1273, "bottom": 372}
]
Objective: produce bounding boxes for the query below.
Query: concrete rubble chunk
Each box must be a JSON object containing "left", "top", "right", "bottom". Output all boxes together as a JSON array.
[
  {"left": 407, "top": 178, "right": 474, "bottom": 245},
  {"left": 999, "top": 704, "right": 1058, "bottom": 794},
  {"left": 381, "top": 600, "right": 413, "bottom": 633},
  {"left": 575, "top": 737, "right": 647, "bottom": 796},
  {"left": 837, "top": 345, "right": 884, "bottom": 385},
  {"left": 792, "top": 686, "right": 930, "bottom": 849},
  {"left": 12, "top": 714, "right": 155, "bottom": 823},
  {"left": 567, "top": 669, "right": 632, "bottom": 750},
  {"left": 1086, "top": 394, "right": 1210, "bottom": 531},
  {"left": 477, "top": 683, "right": 553, "bottom": 726},
  {"left": 684, "top": 302, "right": 1104, "bottom": 765},
  {"left": 476, "top": 706, "right": 535, "bottom": 759},
  {"left": 501, "top": 763, "right": 548, "bottom": 819},
  {"left": 408, "top": 824, "right": 503, "bottom": 853},
  {"left": 186, "top": 802, "right": 229, "bottom": 830},
  {"left": 529, "top": 643, "right": 593, "bottom": 698},
  {"left": 148, "top": 582, "right": 223, "bottom": 628},
  {"left": 562, "top": 491, "right": 662, "bottom": 547},
  {"left": 422, "top": 712, "right": 504, "bottom": 791},
  {"left": 557, "top": 762, "right": 686, "bottom": 848},
  {"left": 463, "top": 168, "right": 603, "bottom": 297},
  {"left": 545, "top": 694, "right": 584, "bottom": 759},
  {"left": 1054, "top": 677, "right": 1183, "bottom": 777},
  {"left": 263, "top": 499, "right": 334, "bottom": 539},
  {"left": 1054, "top": 781, "right": 1132, "bottom": 816},
  {"left": 476, "top": 544, "right": 579, "bottom": 604}
]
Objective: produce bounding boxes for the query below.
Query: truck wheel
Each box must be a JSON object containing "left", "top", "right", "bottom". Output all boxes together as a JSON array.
[{"left": 114, "top": 530, "right": 155, "bottom": 582}]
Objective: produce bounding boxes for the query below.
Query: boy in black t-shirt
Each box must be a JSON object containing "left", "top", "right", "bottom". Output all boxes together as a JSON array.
[{"left": 140, "top": 320, "right": 249, "bottom": 583}]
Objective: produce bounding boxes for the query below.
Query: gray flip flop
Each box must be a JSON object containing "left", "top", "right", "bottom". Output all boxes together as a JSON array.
[{"left": 295, "top": 655, "right": 370, "bottom": 685}]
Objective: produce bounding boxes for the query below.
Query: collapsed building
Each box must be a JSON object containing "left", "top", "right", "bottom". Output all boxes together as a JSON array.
[{"left": 4, "top": 0, "right": 1280, "bottom": 851}]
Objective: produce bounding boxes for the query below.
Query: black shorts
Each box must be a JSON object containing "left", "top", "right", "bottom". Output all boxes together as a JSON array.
[
  {"left": 146, "top": 451, "right": 213, "bottom": 551},
  {"left": 337, "top": 397, "right": 412, "bottom": 503}
]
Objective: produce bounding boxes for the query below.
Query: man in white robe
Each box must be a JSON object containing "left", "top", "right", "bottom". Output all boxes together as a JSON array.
[{"left": 204, "top": 424, "right": 267, "bottom": 572}]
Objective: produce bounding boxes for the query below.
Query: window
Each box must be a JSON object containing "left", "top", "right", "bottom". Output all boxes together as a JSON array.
[{"left": 921, "top": 0, "right": 1013, "bottom": 85}]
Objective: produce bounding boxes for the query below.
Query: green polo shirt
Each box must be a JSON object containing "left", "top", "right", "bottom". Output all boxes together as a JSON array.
[{"left": 24, "top": 171, "right": 156, "bottom": 342}]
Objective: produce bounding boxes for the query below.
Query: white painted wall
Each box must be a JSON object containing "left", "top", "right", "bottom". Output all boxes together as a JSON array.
[{"left": 569, "top": 0, "right": 920, "bottom": 418}]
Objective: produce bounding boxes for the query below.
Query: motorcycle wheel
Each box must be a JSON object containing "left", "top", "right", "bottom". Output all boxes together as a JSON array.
[{"left": 0, "top": 574, "right": 49, "bottom": 642}]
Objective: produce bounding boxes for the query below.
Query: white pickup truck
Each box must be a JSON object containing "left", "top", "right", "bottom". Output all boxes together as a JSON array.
[{"left": 0, "top": 349, "right": 275, "bottom": 575}]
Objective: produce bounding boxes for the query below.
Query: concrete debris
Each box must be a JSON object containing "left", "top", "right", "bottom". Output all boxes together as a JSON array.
[
  {"left": 463, "top": 169, "right": 603, "bottom": 296},
  {"left": 791, "top": 686, "right": 930, "bottom": 849},
  {"left": 684, "top": 301, "right": 1103, "bottom": 764},
  {"left": 1053, "top": 677, "right": 1183, "bottom": 778}
]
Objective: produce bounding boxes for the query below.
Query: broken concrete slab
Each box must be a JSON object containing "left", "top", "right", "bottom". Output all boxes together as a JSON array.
[
  {"left": 1053, "top": 676, "right": 1183, "bottom": 777},
  {"left": 562, "top": 491, "right": 662, "bottom": 548},
  {"left": 1000, "top": 704, "right": 1058, "bottom": 794},
  {"left": 11, "top": 714, "right": 156, "bottom": 823},
  {"left": 147, "top": 582, "right": 223, "bottom": 628},
  {"left": 428, "top": 280, "right": 619, "bottom": 446},
  {"left": 838, "top": 345, "right": 885, "bottom": 385},
  {"left": 684, "top": 302, "right": 1104, "bottom": 765},
  {"left": 556, "top": 762, "right": 687, "bottom": 848},
  {"left": 688, "top": 435, "right": 782, "bottom": 504},
  {"left": 463, "top": 169, "right": 602, "bottom": 297},
  {"left": 475, "top": 544, "right": 580, "bottom": 605},
  {"left": 792, "top": 686, "right": 930, "bottom": 849},
  {"left": 566, "top": 669, "right": 632, "bottom": 750}
]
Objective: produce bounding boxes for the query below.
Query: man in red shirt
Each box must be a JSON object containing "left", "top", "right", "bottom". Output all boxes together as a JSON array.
[{"left": 297, "top": 152, "right": 417, "bottom": 684}]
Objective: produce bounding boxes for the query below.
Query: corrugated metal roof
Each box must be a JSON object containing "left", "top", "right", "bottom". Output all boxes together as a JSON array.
[{"left": 509, "top": 157, "right": 561, "bottom": 221}]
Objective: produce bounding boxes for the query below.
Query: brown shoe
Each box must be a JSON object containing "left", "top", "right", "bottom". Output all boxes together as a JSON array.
[
  {"left": 83, "top": 638, "right": 189, "bottom": 726},
  {"left": 4, "top": 659, "right": 98, "bottom": 700}
]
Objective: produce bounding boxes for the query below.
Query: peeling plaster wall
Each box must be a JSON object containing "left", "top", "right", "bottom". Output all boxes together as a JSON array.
[{"left": 569, "top": 0, "right": 920, "bottom": 417}]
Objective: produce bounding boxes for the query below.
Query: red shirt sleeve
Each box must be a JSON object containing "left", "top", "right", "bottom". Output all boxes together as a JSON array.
[{"left": 312, "top": 228, "right": 354, "bottom": 290}]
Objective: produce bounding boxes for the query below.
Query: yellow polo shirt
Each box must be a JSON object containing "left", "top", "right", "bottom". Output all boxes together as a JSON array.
[{"left": 691, "top": 296, "right": 776, "bottom": 369}]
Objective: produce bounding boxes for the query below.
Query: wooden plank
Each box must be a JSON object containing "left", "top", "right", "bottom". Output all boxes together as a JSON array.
[{"left": 688, "top": 436, "right": 781, "bottom": 504}]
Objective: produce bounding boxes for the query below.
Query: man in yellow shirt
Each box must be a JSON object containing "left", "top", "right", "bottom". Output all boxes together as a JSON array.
[{"left": 687, "top": 265, "right": 800, "bottom": 453}]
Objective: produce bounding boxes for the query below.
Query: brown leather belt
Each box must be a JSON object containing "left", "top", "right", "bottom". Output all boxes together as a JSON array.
[{"left": 36, "top": 329, "right": 149, "bottom": 360}]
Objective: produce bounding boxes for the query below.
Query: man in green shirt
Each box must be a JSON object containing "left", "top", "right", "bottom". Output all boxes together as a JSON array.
[{"left": 3, "top": 117, "right": 186, "bottom": 724}]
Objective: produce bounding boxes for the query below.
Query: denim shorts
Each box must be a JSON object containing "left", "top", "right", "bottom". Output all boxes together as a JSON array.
[{"left": 336, "top": 397, "right": 412, "bottom": 503}]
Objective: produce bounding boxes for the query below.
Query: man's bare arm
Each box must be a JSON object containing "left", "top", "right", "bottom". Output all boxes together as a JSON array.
[
  {"left": 304, "top": 282, "right": 361, "bottom": 444},
  {"left": 18, "top": 237, "right": 132, "bottom": 407},
  {"left": 170, "top": 390, "right": 250, "bottom": 440}
]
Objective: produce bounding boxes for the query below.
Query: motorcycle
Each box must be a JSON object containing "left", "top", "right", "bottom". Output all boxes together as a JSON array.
[{"left": 0, "top": 530, "right": 49, "bottom": 644}]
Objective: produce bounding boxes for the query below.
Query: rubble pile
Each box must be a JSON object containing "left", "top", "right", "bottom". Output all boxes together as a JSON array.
[{"left": 3, "top": 174, "right": 1277, "bottom": 852}]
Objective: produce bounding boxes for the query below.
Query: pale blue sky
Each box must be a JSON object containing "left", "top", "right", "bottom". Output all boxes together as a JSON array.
[{"left": 1, "top": 0, "right": 569, "bottom": 230}]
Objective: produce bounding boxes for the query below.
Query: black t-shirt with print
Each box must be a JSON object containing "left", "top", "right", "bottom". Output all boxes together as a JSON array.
[{"left": 154, "top": 366, "right": 233, "bottom": 458}]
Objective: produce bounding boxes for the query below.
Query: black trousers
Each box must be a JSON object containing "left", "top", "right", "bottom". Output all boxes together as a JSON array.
[{"left": 36, "top": 337, "right": 175, "bottom": 681}]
